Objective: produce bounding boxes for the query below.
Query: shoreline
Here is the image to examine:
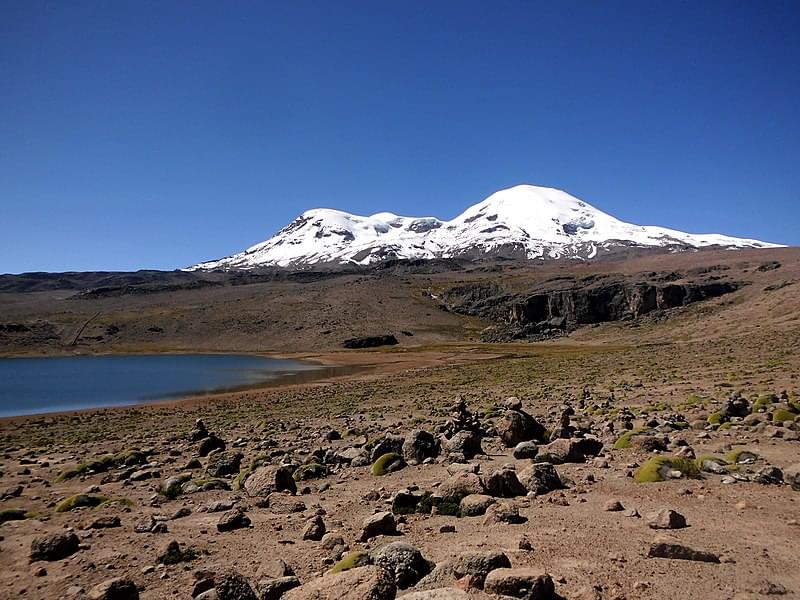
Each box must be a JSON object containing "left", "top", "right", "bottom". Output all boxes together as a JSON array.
[{"left": 0, "top": 346, "right": 508, "bottom": 424}]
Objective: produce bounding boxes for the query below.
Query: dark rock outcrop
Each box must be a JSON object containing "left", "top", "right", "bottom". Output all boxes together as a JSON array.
[
  {"left": 442, "top": 273, "right": 740, "bottom": 341},
  {"left": 343, "top": 335, "right": 399, "bottom": 349}
]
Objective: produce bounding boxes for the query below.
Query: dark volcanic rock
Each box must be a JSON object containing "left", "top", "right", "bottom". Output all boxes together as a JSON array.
[
  {"left": 402, "top": 429, "right": 439, "bottom": 464},
  {"left": 243, "top": 465, "right": 297, "bottom": 497},
  {"left": 198, "top": 434, "right": 226, "bottom": 457},
  {"left": 483, "top": 568, "right": 556, "bottom": 599},
  {"left": 30, "top": 532, "right": 80, "bottom": 561},
  {"left": 369, "top": 541, "right": 432, "bottom": 589},
  {"left": 216, "top": 571, "right": 258, "bottom": 600},
  {"left": 518, "top": 463, "right": 563, "bottom": 495},
  {"left": 87, "top": 578, "right": 140, "bottom": 600},
  {"left": 206, "top": 451, "right": 243, "bottom": 477},
  {"left": 443, "top": 275, "right": 740, "bottom": 341},
  {"left": 217, "top": 510, "right": 251, "bottom": 532},
  {"left": 343, "top": 334, "right": 399, "bottom": 349},
  {"left": 496, "top": 410, "right": 546, "bottom": 446},
  {"left": 648, "top": 541, "right": 720, "bottom": 563}
]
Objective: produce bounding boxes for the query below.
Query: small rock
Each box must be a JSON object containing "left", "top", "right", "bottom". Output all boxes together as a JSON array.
[
  {"left": 283, "top": 566, "right": 395, "bottom": 600},
  {"left": 301, "top": 515, "right": 326, "bottom": 541},
  {"left": 358, "top": 511, "right": 398, "bottom": 541},
  {"left": 646, "top": 509, "right": 687, "bottom": 529},
  {"left": 256, "top": 576, "right": 301, "bottom": 600},
  {"left": 30, "top": 532, "right": 80, "bottom": 562},
  {"left": 215, "top": 571, "right": 257, "bottom": 600},
  {"left": 512, "top": 441, "right": 538, "bottom": 460},
  {"left": 87, "top": 578, "right": 139, "bottom": 600},
  {"left": 459, "top": 494, "right": 495, "bottom": 517},
  {"left": 648, "top": 539, "right": 720, "bottom": 563},
  {"left": 483, "top": 568, "right": 556, "bottom": 599},
  {"left": 216, "top": 510, "right": 251, "bottom": 532}
]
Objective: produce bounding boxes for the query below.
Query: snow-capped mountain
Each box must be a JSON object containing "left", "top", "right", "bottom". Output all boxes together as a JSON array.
[{"left": 190, "top": 185, "right": 782, "bottom": 270}]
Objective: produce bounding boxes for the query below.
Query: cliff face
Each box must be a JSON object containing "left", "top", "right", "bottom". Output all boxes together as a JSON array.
[{"left": 442, "top": 274, "right": 741, "bottom": 340}]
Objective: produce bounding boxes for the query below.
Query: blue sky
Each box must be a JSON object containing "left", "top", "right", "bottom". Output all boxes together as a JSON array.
[{"left": 1, "top": 1, "right": 798, "bottom": 273}]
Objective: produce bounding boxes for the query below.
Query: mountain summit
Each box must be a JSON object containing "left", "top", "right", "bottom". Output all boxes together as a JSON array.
[{"left": 191, "top": 185, "right": 781, "bottom": 270}]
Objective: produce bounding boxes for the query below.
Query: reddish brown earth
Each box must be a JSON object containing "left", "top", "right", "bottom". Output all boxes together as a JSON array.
[{"left": 0, "top": 248, "right": 799, "bottom": 600}]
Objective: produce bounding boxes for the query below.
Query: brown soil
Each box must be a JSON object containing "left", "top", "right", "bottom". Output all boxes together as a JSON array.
[{"left": 0, "top": 248, "right": 799, "bottom": 599}]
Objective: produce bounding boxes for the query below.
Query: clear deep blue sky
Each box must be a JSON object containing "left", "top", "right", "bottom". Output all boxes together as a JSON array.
[{"left": 1, "top": 1, "right": 798, "bottom": 273}]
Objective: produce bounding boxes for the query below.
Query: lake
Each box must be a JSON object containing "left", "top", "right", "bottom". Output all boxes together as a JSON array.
[{"left": 0, "top": 354, "right": 326, "bottom": 417}]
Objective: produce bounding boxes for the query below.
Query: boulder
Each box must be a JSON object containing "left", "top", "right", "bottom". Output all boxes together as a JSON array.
[
  {"left": 206, "top": 451, "right": 243, "bottom": 478},
  {"left": 87, "top": 578, "right": 139, "bottom": 600},
  {"left": 337, "top": 447, "right": 369, "bottom": 464},
  {"left": 30, "top": 532, "right": 80, "bottom": 561},
  {"left": 283, "top": 566, "right": 395, "bottom": 600},
  {"left": 370, "top": 435, "right": 406, "bottom": 463},
  {"left": 159, "top": 473, "right": 192, "bottom": 499},
  {"left": 402, "top": 430, "right": 439, "bottom": 464},
  {"left": 483, "top": 467, "right": 527, "bottom": 498},
  {"left": 437, "top": 472, "right": 485, "bottom": 502},
  {"left": 416, "top": 550, "right": 510, "bottom": 589},
  {"left": 539, "top": 437, "right": 603, "bottom": 463},
  {"left": 496, "top": 410, "right": 546, "bottom": 446},
  {"left": 518, "top": 463, "right": 563, "bottom": 495},
  {"left": 512, "top": 441, "right": 538, "bottom": 460},
  {"left": 646, "top": 509, "right": 687, "bottom": 529},
  {"left": 217, "top": 510, "right": 251, "bottom": 532},
  {"left": 369, "top": 541, "right": 432, "bottom": 589},
  {"left": 754, "top": 466, "right": 783, "bottom": 485},
  {"left": 358, "top": 511, "right": 398, "bottom": 541},
  {"left": 244, "top": 465, "right": 297, "bottom": 497},
  {"left": 483, "top": 568, "right": 555, "bottom": 599},
  {"left": 648, "top": 540, "right": 720, "bottom": 563},
  {"left": 256, "top": 576, "right": 301, "bottom": 600},
  {"left": 482, "top": 502, "right": 526, "bottom": 525},
  {"left": 459, "top": 494, "right": 495, "bottom": 517},
  {"left": 392, "top": 490, "right": 424, "bottom": 514},
  {"left": 302, "top": 515, "right": 326, "bottom": 541},
  {"left": 445, "top": 430, "right": 483, "bottom": 461},
  {"left": 198, "top": 434, "right": 226, "bottom": 457},
  {"left": 216, "top": 571, "right": 258, "bottom": 600},
  {"left": 784, "top": 463, "right": 800, "bottom": 491}
]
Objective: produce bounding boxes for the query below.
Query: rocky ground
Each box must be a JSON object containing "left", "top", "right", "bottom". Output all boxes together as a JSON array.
[
  {"left": 0, "top": 345, "right": 798, "bottom": 600},
  {"left": 2, "top": 247, "right": 800, "bottom": 599}
]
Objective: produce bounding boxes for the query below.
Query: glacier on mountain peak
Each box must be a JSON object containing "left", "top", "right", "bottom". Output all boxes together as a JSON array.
[{"left": 190, "top": 185, "right": 782, "bottom": 270}]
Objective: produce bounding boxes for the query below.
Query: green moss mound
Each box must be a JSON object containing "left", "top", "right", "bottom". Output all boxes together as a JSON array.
[
  {"left": 233, "top": 455, "right": 271, "bottom": 490},
  {"left": 772, "top": 408, "right": 797, "bottom": 423},
  {"left": 612, "top": 428, "right": 647, "bottom": 450},
  {"left": 752, "top": 394, "right": 777, "bottom": 413},
  {"left": 57, "top": 448, "right": 146, "bottom": 481},
  {"left": 634, "top": 456, "right": 700, "bottom": 483},
  {"left": 55, "top": 493, "right": 109, "bottom": 512},
  {"left": 0, "top": 508, "right": 29, "bottom": 523},
  {"left": 293, "top": 463, "right": 327, "bottom": 481},
  {"left": 725, "top": 449, "right": 757, "bottom": 464},
  {"left": 371, "top": 452, "right": 404, "bottom": 476},
  {"left": 707, "top": 411, "right": 727, "bottom": 426},
  {"left": 330, "top": 551, "right": 370, "bottom": 573}
]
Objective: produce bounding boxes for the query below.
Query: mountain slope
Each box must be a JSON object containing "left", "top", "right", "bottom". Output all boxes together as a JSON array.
[{"left": 191, "top": 185, "right": 782, "bottom": 270}]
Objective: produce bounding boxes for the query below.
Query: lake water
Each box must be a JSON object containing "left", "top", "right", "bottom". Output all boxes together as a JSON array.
[{"left": 0, "top": 354, "right": 325, "bottom": 417}]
